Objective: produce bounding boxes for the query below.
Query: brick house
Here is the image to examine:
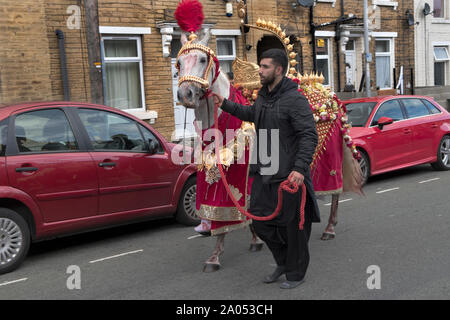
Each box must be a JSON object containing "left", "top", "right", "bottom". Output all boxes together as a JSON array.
[
  {"left": 414, "top": 0, "right": 450, "bottom": 109},
  {"left": 0, "top": 0, "right": 417, "bottom": 141}
]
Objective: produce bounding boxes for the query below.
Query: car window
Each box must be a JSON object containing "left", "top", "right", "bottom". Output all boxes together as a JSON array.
[
  {"left": 401, "top": 99, "right": 431, "bottom": 118},
  {"left": 14, "top": 109, "right": 78, "bottom": 153},
  {"left": 346, "top": 102, "right": 377, "bottom": 127},
  {"left": 0, "top": 119, "right": 8, "bottom": 156},
  {"left": 421, "top": 99, "right": 442, "bottom": 114},
  {"left": 138, "top": 124, "right": 164, "bottom": 153},
  {"left": 371, "top": 99, "right": 405, "bottom": 125},
  {"left": 78, "top": 108, "right": 146, "bottom": 151}
]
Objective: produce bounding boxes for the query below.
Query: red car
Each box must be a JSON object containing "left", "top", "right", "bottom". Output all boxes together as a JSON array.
[
  {"left": 345, "top": 95, "right": 450, "bottom": 184},
  {"left": 0, "top": 101, "right": 198, "bottom": 274}
]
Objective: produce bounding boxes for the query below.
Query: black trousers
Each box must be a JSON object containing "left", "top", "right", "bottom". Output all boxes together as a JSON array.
[{"left": 252, "top": 211, "right": 312, "bottom": 281}]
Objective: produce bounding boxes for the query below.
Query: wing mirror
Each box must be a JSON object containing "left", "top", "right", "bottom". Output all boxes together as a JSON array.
[
  {"left": 377, "top": 116, "right": 394, "bottom": 129},
  {"left": 147, "top": 139, "right": 160, "bottom": 154}
]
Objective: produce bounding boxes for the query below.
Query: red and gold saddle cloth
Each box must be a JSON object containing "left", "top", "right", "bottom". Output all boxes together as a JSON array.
[{"left": 195, "top": 85, "right": 254, "bottom": 236}]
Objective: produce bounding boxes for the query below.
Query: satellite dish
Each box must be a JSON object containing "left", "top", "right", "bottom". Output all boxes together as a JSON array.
[
  {"left": 423, "top": 3, "right": 432, "bottom": 16},
  {"left": 297, "top": 0, "right": 315, "bottom": 7}
]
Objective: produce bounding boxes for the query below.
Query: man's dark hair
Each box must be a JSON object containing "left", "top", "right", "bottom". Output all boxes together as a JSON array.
[{"left": 261, "top": 48, "right": 288, "bottom": 75}]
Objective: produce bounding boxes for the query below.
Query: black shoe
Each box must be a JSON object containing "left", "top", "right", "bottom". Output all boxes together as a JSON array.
[
  {"left": 279, "top": 279, "right": 304, "bottom": 289},
  {"left": 263, "top": 266, "right": 286, "bottom": 284}
]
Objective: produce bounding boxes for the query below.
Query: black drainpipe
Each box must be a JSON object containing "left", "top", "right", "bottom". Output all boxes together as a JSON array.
[
  {"left": 310, "top": 6, "right": 317, "bottom": 72},
  {"left": 335, "top": 24, "right": 341, "bottom": 92},
  {"left": 56, "top": 29, "right": 70, "bottom": 101}
]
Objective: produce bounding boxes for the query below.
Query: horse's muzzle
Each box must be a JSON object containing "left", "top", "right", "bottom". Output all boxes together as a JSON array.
[{"left": 178, "top": 83, "right": 203, "bottom": 108}]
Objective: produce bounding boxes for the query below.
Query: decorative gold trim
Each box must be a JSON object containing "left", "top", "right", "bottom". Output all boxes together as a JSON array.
[
  {"left": 210, "top": 219, "right": 252, "bottom": 236},
  {"left": 197, "top": 204, "right": 249, "bottom": 221}
]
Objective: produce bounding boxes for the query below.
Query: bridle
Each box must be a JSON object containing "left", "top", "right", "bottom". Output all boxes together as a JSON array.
[{"left": 176, "top": 36, "right": 221, "bottom": 100}]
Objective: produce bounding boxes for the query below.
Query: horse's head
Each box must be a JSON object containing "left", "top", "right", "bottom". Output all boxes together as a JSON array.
[{"left": 176, "top": 29, "right": 218, "bottom": 109}]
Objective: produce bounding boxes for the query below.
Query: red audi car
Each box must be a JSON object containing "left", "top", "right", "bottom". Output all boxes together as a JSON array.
[
  {"left": 0, "top": 101, "right": 198, "bottom": 274},
  {"left": 345, "top": 95, "right": 450, "bottom": 184}
]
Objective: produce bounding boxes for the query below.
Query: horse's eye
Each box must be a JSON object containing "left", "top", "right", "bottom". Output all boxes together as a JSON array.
[{"left": 200, "top": 57, "right": 207, "bottom": 63}]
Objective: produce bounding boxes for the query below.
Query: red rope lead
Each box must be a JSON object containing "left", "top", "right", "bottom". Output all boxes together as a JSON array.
[{"left": 213, "top": 100, "right": 307, "bottom": 230}]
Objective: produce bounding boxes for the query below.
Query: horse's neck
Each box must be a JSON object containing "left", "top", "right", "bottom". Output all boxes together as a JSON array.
[{"left": 195, "top": 71, "right": 230, "bottom": 129}]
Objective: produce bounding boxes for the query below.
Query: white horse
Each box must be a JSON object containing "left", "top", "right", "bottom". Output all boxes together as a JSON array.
[{"left": 176, "top": 29, "right": 263, "bottom": 272}]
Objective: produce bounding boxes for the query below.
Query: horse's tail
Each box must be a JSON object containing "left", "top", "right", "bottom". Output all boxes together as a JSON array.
[{"left": 342, "top": 141, "right": 365, "bottom": 196}]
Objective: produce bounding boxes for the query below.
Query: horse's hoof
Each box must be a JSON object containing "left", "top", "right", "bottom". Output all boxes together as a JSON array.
[
  {"left": 203, "top": 263, "right": 221, "bottom": 272},
  {"left": 321, "top": 232, "right": 335, "bottom": 241},
  {"left": 249, "top": 243, "right": 264, "bottom": 252}
]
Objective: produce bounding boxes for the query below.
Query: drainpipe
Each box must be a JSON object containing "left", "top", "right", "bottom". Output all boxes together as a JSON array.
[
  {"left": 335, "top": 24, "right": 341, "bottom": 92},
  {"left": 55, "top": 29, "right": 70, "bottom": 101},
  {"left": 310, "top": 6, "right": 317, "bottom": 72}
]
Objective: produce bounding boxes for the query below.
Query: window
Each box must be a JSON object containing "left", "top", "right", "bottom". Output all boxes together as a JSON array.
[
  {"left": 316, "top": 38, "right": 331, "bottom": 86},
  {"left": 434, "top": 46, "right": 449, "bottom": 86},
  {"left": 401, "top": 99, "right": 430, "bottom": 118},
  {"left": 422, "top": 99, "right": 442, "bottom": 114},
  {"left": 433, "top": 0, "right": 445, "bottom": 18},
  {"left": 375, "top": 39, "right": 393, "bottom": 89},
  {"left": 77, "top": 108, "right": 147, "bottom": 152},
  {"left": 346, "top": 102, "right": 377, "bottom": 127},
  {"left": 0, "top": 119, "right": 8, "bottom": 156},
  {"left": 371, "top": 99, "right": 404, "bottom": 125},
  {"left": 14, "top": 109, "right": 78, "bottom": 152},
  {"left": 216, "top": 37, "right": 236, "bottom": 76},
  {"left": 102, "top": 36, "right": 145, "bottom": 111},
  {"left": 139, "top": 124, "right": 164, "bottom": 154}
]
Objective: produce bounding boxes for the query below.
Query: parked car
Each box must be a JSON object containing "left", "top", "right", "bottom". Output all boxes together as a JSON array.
[
  {"left": 0, "top": 101, "right": 198, "bottom": 274},
  {"left": 344, "top": 95, "right": 450, "bottom": 184}
]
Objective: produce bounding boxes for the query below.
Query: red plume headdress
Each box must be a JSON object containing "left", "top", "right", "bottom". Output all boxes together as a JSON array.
[{"left": 175, "top": 0, "right": 204, "bottom": 41}]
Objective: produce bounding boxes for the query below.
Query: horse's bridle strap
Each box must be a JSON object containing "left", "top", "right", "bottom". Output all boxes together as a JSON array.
[{"left": 176, "top": 40, "right": 220, "bottom": 94}]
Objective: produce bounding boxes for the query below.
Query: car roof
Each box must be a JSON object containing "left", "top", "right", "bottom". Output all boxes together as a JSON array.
[
  {"left": 0, "top": 101, "right": 122, "bottom": 118},
  {"left": 342, "top": 95, "right": 435, "bottom": 105}
]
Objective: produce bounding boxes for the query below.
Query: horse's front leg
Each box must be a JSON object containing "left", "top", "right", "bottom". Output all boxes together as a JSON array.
[
  {"left": 203, "top": 233, "right": 226, "bottom": 272},
  {"left": 249, "top": 223, "right": 264, "bottom": 252},
  {"left": 321, "top": 194, "right": 339, "bottom": 240}
]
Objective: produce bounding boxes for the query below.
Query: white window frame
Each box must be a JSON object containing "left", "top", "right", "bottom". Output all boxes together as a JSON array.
[
  {"left": 372, "top": 0, "right": 398, "bottom": 10},
  {"left": 316, "top": 38, "right": 333, "bottom": 88},
  {"left": 315, "top": 0, "right": 336, "bottom": 7},
  {"left": 216, "top": 37, "right": 236, "bottom": 74},
  {"left": 375, "top": 38, "right": 395, "bottom": 90},
  {"left": 432, "top": 0, "right": 447, "bottom": 19},
  {"left": 101, "top": 35, "right": 146, "bottom": 113},
  {"left": 433, "top": 45, "right": 450, "bottom": 86}
]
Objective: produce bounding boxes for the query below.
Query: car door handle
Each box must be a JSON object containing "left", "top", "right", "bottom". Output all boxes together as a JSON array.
[
  {"left": 99, "top": 162, "right": 116, "bottom": 167},
  {"left": 403, "top": 129, "right": 412, "bottom": 134},
  {"left": 15, "top": 167, "right": 38, "bottom": 172},
  {"left": 431, "top": 124, "right": 438, "bottom": 128}
]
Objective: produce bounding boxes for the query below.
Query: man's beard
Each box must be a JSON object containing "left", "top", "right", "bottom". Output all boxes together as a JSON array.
[{"left": 260, "top": 72, "right": 276, "bottom": 86}]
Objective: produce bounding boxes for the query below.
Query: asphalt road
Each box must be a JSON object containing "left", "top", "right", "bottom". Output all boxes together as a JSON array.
[{"left": 0, "top": 164, "right": 449, "bottom": 300}]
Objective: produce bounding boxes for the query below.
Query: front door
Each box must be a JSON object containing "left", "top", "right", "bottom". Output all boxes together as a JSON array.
[
  {"left": 172, "top": 59, "right": 196, "bottom": 140},
  {"left": 345, "top": 40, "right": 357, "bottom": 88}
]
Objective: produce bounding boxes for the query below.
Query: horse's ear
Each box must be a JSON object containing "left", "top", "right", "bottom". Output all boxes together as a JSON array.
[
  {"left": 199, "top": 28, "right": 211, "bottom": 46},
  {"left": 181, "top": 32, "right": 188, "bottom": 45}
]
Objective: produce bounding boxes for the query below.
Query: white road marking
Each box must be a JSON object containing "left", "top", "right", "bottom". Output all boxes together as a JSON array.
[
  {"left": 89, "top": 249, "right": 143, "bottom": 264},
  {"left": 376, "top": 187, "right": 399, "bottom": 194},
  {"left": 188, "top": 234, "right": 204, "bottom": 240},
  {"left": 419, "top": 178, "right": 440, "bottom": 184},
  {"left": 0, "top": 278, "right": 28, "bottom": 287},
  {"left": 324, "top": 198, "right": 353, "bottom": 206}
]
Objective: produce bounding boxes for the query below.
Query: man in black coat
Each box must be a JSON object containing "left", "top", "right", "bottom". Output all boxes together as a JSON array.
[{"left": 213, "top": 49, "right": 320, "bottom": 289}]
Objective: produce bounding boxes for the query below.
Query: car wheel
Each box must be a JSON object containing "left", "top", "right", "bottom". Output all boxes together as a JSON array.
[
  {"left": 358, "top": 150, "right": 370, "bottom": 186},
  {"left": 175, "top": 177, "right": 199, "bottom": 226},
  {"left": 431, "top": 135, "right": 450, "bottom": 171},
  {"left": 0, "top": 208, "right": 31, "bottom": 275}
]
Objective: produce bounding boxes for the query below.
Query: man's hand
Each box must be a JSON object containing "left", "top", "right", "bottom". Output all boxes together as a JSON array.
[
  {"left": 212, "top": 93, "right": 225, "bottom": 108},
  {"left": 288, "top": 170, "right": 304, "bottom": 186}
]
